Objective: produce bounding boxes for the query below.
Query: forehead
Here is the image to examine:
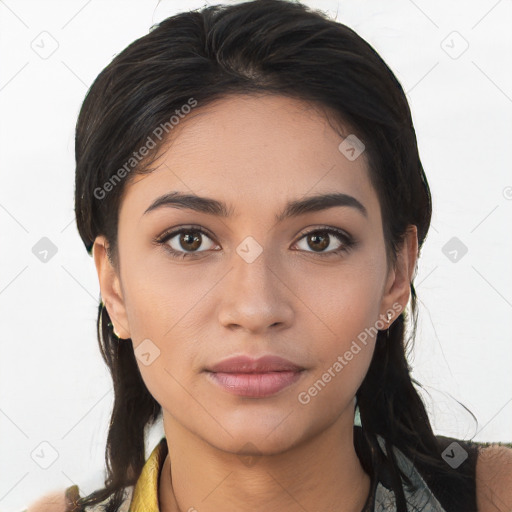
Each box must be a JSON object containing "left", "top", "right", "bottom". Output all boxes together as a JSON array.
[{"left": 121, "top": 94, "right": 379, "bottom": 222}]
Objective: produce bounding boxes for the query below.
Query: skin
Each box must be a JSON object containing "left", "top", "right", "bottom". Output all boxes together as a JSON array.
[{"left": 93, "top": 94, "right": 418, "bottom": 512}]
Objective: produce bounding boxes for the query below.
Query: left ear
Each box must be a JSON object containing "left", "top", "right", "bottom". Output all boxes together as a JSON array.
[{"left": 378, "top": 224, "right": 418, "bottom": 324}]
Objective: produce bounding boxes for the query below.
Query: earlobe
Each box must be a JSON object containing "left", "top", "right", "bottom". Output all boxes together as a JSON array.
[
  {"left": 92, "top": 235, "right": 131, "bottom": 340},
  {"left": 378, "top": 225, "right": 419, "bottom": 326}
]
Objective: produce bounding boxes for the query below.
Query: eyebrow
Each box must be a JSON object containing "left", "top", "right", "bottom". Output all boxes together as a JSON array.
[{"left": 143, "top": 191, "right": 368, "bottom": 221}]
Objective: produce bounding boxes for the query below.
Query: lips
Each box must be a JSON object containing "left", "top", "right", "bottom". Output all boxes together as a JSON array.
[
  {"left": 205, "top": 354, "right": 304, "bottom": 373},
  {"left": 204, "top": 355, "right": 306, "bottom": 398}
]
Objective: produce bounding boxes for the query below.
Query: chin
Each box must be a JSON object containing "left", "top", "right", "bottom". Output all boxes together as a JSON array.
[{"left": 200, "top": 415, "right": 315, "bottom": 456}]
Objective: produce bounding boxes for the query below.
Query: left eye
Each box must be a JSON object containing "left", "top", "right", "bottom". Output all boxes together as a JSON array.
[{"left": 294, "top": 228, "right": 353, "bottom": 254}]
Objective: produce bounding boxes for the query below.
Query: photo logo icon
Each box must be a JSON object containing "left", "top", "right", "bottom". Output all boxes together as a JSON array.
[
  {"left": 441, "top": 31, "right": 469, "bottom": 60},
  {"left": 236, "top": 236, "right": 263, "bottom": 263},
  {"left": 32, "top": 237, "right": 58, "bottom": 263},
  {"left": 237, "top": 441, "right": 262, "bottom": 467},
  {"left": 442, "top": 236, "right": 468, "bottom": 263},
  {"left": 338, "top": 134, "right": 365, "bottom": 161},
  {"left": 31, "top": 441, "right": 59, "bottom": 469},
  {"left": 31, "top": 31, "right": 59, "bottom": 60},
  {"left": 135, "top": 338, "right": 161, "bottom": 366},
  {"left": 441, "top": 441, "right": 468, "bottom": 469}
]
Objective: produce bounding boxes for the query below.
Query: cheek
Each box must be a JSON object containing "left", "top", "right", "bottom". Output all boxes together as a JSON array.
[
  {"left": 293, "top": 253, "right": 386, "bottom": 341},
  {"left": 291, "top": 255, "right": 384, "bottom": 397},
  {"left": 115, "top": 244, "right": 215, "bottom": 404},
  {"left": 120, "top": 253, "right": 193, "bottom": 340},
  {"left": 297, "top": 340, "right": 375, "bottom": 414},
  {"left": 128, "top": 313, "right": 202, "bottom": 416},
  {"left": 119, "top": 269, "right": 208, "bottom": 411},
  {"left": 121, "top": 244, "right": 219, "bottom": 333}
]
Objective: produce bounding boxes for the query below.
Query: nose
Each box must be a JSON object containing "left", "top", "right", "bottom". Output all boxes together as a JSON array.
[{"left": 217, "top": 243, "right": 294, "bottom": 334}]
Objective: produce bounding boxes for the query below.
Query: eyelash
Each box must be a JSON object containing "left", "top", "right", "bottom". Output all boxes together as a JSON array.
[{"left": 153, "top": 225, "right": 356, "bottom": 260}]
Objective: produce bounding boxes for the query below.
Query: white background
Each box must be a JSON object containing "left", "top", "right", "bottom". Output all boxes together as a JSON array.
[{"left": 1, "top": 0, "right": 511, "bottom": 510}]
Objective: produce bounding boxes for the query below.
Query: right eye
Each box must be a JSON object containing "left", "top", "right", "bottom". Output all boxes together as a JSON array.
[{"left": 155, "top": 227, "right": 220, "bottom": 259}]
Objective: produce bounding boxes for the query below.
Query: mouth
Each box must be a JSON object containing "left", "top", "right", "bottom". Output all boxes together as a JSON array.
[
  {"left": 205, "top": 354, "right": 305, "bottom": 373},
  {"left": 205, "top": 369, "right": 305, "bottom": 398},
  {"left": 203, "top": 354, "right": 306, "bottom": 398}
]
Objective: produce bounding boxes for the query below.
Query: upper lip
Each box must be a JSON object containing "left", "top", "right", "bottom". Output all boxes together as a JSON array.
[{"left": 205, "top": 355, "right": 305, "bottom": 373}]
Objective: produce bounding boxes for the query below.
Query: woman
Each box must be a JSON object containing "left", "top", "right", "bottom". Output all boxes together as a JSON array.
[{"left": 27, "top": 0, "right": 512, "bottom": 511}]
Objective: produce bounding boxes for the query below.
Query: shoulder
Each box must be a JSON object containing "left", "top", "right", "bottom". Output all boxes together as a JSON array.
[
  {"left": 476, "top": 443, "right": 512, "bottom": 511},
  {"left": 25, "top": 489, "right": 67, "bottom": 512}
]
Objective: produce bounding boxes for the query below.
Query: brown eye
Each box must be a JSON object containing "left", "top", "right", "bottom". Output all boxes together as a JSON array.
[
  {"left": 168, "top": 229, "right": 216, "bottom": 253},
  {"left": 158, "top": 228, "right": 218, "bottom": 258},
  {"left": 306, "top": 231, "right": 330, "bottom": 252},
  {"left": 294, "top": 228, "right": 354, "bottom": 255},
  {"left": 179, "top": 231, "right": 203, "bottom": 251}
]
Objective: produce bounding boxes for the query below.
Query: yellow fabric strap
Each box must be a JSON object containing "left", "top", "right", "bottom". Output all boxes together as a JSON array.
[{"left": 128, "top": 438, "right": 167, "bottom": 512}]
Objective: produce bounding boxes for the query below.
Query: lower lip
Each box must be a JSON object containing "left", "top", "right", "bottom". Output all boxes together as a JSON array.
[{"left": 206, "top": 370, "right": 303, "bottom": 398}]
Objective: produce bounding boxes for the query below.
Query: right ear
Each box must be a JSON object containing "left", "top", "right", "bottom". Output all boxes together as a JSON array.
[{"left": 92, "top": 235, "right": 131, "bottom": 340}]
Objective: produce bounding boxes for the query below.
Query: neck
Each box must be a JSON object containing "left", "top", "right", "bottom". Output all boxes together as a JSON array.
[{"left": 159, "top": 409, "right": 371, "bottom": 512}]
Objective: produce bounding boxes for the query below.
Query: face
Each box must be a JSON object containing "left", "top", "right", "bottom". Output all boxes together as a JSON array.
[{"left": 94, "top": 94, "right": 413, "bottom": 455}]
